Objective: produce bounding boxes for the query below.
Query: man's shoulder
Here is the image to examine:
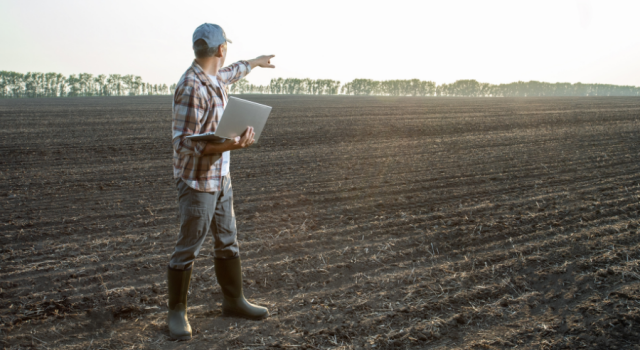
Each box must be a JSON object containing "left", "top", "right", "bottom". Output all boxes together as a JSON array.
[
  {"left": 177, "top": 67, "right": 206, "bottom": 90},
  {"left": 175, "top": 68, "right": 210, "bottom": 101}
]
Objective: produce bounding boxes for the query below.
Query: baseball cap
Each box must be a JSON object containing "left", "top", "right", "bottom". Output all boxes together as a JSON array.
[{"left": 192, "top": 23, "right": 232, "bottom": 49}]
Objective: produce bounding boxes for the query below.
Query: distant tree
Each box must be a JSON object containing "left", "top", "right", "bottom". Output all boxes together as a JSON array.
[
  {"left": 67, "top": 74, "right": 80, "bottom": 97},
  {"left": 133, "top": 76, "right": 143, "bottom": 95},
  {"left": 229, "top": 78, "right": 249, "bottom": 94},
  {"left": 269, "top": 78, "right": 284, "bottom": 94},
  {"left": 108, "top": 74, "right": 122, "bottom": 96},
  {"left": 121, "top": 75, "right": 134, "bottom": 95},
  {"left": 94, "top": 75, "right": 107, "bottom": 96},
  {"left": 24, "top": 72, "right": 40, "bottom": 97},
  {"left": 78, "top": 73, "right": 94, "bottom": 96},
  {"left": 341, "top": 79, "right": 379, "bottom": 95}
]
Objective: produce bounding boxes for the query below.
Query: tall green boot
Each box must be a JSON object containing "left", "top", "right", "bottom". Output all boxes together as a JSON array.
[
  {"left": 167, "top": 266, "right": 192, "bottom": 340},
  {"left": 214, "top": 257, "right": 269, "bottom": 320}
]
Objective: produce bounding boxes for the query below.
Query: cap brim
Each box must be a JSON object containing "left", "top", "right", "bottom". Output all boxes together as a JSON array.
[{"left": 226, "top": 38, "right": 232, "bottom": 44}]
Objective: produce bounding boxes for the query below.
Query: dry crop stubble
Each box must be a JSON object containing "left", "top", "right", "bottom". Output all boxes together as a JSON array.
[{"left": 0, "top": 96, "right": 640, "bottom": 349}]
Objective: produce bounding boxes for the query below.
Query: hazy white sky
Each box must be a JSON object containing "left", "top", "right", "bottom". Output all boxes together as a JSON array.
[{"left": 1, "top": 0, "right": 639, "bottom": 86}]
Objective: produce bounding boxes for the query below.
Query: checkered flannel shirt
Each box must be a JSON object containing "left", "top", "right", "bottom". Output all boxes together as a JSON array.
[{"left": 172, "top": 60, "right": 251, "bottom": 192}]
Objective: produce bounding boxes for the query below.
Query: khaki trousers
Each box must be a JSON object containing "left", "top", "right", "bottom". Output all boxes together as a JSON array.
[{"left": 169, "top": 173, "right": 239, "bottom": 270}]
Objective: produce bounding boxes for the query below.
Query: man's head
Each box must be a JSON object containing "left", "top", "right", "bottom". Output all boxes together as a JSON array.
[
  {"left": 192, "top": 23, "right": 231, "bottom": 61},
  {"left": 193, "top": 39, "right": 226, "bottom": 60}
]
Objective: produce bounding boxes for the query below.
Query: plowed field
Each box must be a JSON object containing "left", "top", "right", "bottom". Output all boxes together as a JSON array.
[{"left": 1, "top": 96, "right": 640, "bottom": 349}]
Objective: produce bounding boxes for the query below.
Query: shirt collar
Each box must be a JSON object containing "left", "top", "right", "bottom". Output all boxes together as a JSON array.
[{"left": 191, "top": 61, "right": 214, "bottom": 87}]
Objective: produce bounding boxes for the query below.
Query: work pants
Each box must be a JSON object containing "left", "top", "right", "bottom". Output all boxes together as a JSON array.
[{"left": 169, "top": 173, "right": 239, "bottom": 270}]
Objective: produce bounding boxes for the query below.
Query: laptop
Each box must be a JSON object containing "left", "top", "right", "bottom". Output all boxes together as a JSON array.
[{"left": 186, "top": 96, "right": 272, "bottom": 143}]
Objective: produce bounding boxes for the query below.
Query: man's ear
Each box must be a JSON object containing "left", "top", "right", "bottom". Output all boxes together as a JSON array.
[{"left": 214, "top": 44, "right": 224, "bottom": 58}]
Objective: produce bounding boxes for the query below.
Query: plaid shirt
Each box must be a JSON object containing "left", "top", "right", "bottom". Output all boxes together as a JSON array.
[{"left": 172, "top": 60, "right": 251, "bottom": 192}]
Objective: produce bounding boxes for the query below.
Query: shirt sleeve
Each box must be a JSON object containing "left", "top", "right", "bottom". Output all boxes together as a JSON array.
[
  {"left": 217, "top": 60, "right": 252, "bottom": 85},
  {"left": 172, "top": 85, "right": 207, "bottom": 157}
]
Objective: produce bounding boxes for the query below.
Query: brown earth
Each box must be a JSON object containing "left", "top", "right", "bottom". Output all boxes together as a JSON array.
[{"left": 1, "top": 95, "right": 640, "bottom": 349}]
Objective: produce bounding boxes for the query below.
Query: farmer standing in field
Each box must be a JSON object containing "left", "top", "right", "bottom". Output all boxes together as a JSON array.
[{"left": 168, "top": 23, "right": 275, "bottom": 340}]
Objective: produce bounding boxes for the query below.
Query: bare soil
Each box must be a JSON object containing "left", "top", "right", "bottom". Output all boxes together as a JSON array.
[{"left": 1, "top": 96, "right": 640, "bottom": 349}]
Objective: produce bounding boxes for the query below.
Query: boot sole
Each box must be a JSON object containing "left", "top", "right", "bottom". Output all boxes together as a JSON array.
[{"left": 222, "top": 309, "right": 269, "bottom": 320}]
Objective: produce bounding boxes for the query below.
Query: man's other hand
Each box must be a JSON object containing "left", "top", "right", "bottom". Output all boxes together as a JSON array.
[
  {"left": 226, "top": 126, "right": 255, "bottom": 150},
  {"left": 248, "top": 55, "right": 275, "bottom": 69}
]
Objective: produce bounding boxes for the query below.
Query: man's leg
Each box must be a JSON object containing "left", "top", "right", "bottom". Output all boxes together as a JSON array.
[
  {"left": 167, "top": 179, "right": 217, "bottom": 340},
  {"left": 212, "top": 173, "right": 269, "bottom": 319},
  {"left": 170, "top": 179, "right": 217, "bottom": 269},
  {"left": 211, "top": 172, "right": 239, "bottom": 258}
]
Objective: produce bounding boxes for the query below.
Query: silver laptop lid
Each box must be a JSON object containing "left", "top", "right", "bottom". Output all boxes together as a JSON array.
[{"left": 214, "top": 96, "right": 272, "bottom": 142}]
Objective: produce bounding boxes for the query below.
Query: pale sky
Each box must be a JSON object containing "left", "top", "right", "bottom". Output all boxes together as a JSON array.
[{"left": 1, "top": 0, "right": 639, "bottom": 87}]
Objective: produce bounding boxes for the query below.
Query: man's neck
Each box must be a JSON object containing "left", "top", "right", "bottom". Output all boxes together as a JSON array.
[{"left": 194, "top": 57, "right": 223, "bottom": 76}]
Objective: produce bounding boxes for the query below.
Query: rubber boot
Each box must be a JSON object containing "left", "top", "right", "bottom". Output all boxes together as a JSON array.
[
  {"left": 167, "top": 266, "right": 192, "bottom": 340},
  {"left": 214, "top": 257, "right": 269, "bottom": 320}
]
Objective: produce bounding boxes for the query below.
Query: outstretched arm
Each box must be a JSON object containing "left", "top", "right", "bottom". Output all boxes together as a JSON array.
[
  {"left": 217, "top": 56, "right": 275, "bottom": 85},
  {"left": 247, "top": 55, "right": 276, "bottom": 69}
]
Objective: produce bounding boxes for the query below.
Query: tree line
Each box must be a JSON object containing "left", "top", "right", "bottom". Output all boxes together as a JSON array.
[
  {"left": 340, "top": 79, "right": 436, "bottom": 96},
  {"left": 3, "top": 70, "right": 639, "bottom": 98},
  {"left": 435, "top": 79, "right": 640, "bottom": 97},
  {"left": 0, "top": 71, "right": 174, "bottom": 98},
  {"left": 229, "top": 78, "right": 341, "bottom": 95},
  {"left": 234, "top": 78, "right": 640, "bottom": 97}
]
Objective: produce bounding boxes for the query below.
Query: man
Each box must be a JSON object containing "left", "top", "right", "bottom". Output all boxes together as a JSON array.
[{"left": 168, "top": 23, "right": 275, "bottom": 340}]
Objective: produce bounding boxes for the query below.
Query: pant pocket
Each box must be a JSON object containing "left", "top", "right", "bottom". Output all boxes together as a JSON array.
[
  {"left": 180, "top": 206, "right": 209, "bottom": 241},
  {"left": 181, "top": 205, "right": 207, "bottom": 223}
]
